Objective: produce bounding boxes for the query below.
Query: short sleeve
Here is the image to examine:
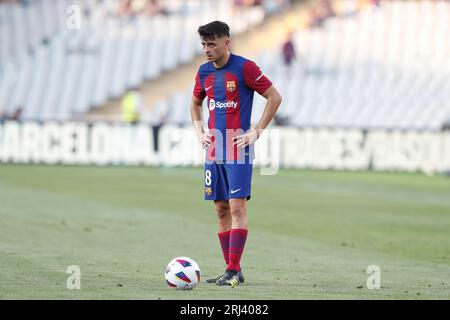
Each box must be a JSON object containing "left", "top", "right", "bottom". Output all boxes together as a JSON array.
[
  {"left": 243, "top": 60, "right": 273, "bottom": 95},
  {"left": 193, "top": 71, "right": 206, "bottom": 100}
]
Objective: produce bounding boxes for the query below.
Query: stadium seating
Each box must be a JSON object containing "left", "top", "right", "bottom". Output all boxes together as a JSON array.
[
  {"left": 0, "top": 0, "right": 266, "bottom": 121},
  {"left": 161, "top": 1, "right": 450, "bottom": 131},
  {"left": 270, "top": 1, "right": 450, "bottom": 130},
  {"left": 2, "top": 0, "right": 448, "bottom": 130}
]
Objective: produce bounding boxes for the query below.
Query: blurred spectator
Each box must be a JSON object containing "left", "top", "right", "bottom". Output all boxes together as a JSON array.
[
  {"left": 54, "top": 0, "right": 290, "bottom": 20},
  {"left": 143, "top": 0, "right": 167, "bottom": 16},
  {"left": 11, "top": 107, "right": 23, "bottom": 121},
  {"left": 319, "top": 0, "right": 335, "bottom": 19},
  {"left": 147, "top": 101, "right": 168, "bottom": 128},
  {"left": 308, "top": 7, "right": 323, "bottom": 28},
  {"left": 0, "top": 0, "right": 286, "bottom": 16},
  {"left": 233, "top": 0, "right": 245, "bottom": 7},
  {"left": 282, "top": 31, "right": 296, "bottom": 68},
  {"left": 0, "top": 107, "right": 23, "bottom": 122},
  {"left": 367, "top": 0, "right": 382, "bottom": 13},
  {"left": 147, "top": 101, "right": 169, "bottom": 151},
  {"left": 263, "top": 0, "right": 290, "bottom": 16},
  {"left": 274, "top": 114, "right": 289, "bottom": 126},
  {"left": 121, "top": 89, "right": 143, "bottom": 125},
  {"left": 307, "top": 0, "right": 336, "bottom": 29},
  {"left": 118, "top": 0, "right": 132, "bottom": 17},
  {"left": 442, "top": 119, "right": 450, "bottom": 131},
  {"left": 115, "top": 0, "right": 171, "bottom": 18},
  {"left": 0, "top": 0, "right": 27, "bottom": 4},
  {"left": 370, "top": 0, "right": 381, "bottom": 7}
]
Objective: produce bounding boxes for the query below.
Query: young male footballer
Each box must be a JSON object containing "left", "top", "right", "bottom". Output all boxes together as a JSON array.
[{"left": 190, "top": 21, "right": 282, "bottom": 286}]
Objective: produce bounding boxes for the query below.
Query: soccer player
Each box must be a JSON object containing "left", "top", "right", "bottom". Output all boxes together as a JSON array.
[{"left": 190, "top": 21, "right": 282, "bottom": 286}]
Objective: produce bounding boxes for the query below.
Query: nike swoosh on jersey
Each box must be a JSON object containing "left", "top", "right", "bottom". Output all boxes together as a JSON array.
[
  {"left": 205, "top": 86, "right": 213, "bottom": 91},
  {"left": 230, "top": 188, "right": 242, "bottom": 194}
]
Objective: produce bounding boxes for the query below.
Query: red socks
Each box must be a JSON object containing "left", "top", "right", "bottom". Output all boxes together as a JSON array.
[
  {"left": 218, "top": 230, "right": 231, "bottom": 265},
  {"left": 227, "top": 229, "right": 248, "bottom": 272},
  {"left": 218, "top": 229, "right": 248, "bottom": 272}
]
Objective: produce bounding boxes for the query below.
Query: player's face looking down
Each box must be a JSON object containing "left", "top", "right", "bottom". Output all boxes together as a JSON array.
[{"left": 201, "top": 36, "right": 230, "bottom": 63}]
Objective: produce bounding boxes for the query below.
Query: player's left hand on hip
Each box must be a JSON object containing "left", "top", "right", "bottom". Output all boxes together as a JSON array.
[{"left": 233, "top": 128, "right": 259, "bottom": 148}]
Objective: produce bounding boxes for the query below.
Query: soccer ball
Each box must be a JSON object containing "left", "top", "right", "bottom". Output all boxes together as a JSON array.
[{"left": 165, "top": 257, "right": 201, "bottom": 290}]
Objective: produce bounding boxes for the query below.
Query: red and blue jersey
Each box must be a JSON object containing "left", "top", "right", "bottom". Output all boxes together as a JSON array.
[{"left": 193, "top": 53, "right": 272, "bottom": 162}]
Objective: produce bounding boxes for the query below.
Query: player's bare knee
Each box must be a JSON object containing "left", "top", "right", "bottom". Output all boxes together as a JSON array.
[
  {"left": 216, "top": 209, "right": 230, "bottom": 220},
  {"left": 230, "top": 205, "right": 246, "bottom": 218},
  {"left": 215, "top": 202, "right": 230, "bottom": 220}
]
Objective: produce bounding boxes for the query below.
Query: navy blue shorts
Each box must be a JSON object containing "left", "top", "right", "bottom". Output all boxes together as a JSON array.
[{"left": 204, "top": 162, "right": 253, "bottom": 201}]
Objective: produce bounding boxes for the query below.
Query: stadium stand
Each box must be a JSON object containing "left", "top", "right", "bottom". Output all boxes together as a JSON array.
[
  {"left": 0, "top": 0, "right": 272, "bottom": 121},
  {"left": 1, "top": 0, "right": 448, "bottom": 131},
  {"left": 159, "top": 0, "right": 450, "bottom": 131}
]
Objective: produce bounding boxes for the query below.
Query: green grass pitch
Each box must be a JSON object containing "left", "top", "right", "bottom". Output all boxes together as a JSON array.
[{"left": 0, "top": 164, "right": 449, "bottom": 299}]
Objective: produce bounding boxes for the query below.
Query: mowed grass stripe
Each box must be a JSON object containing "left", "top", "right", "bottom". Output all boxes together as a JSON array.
[{"left": 0, "top": 165, "right": 449, "bottom": 299}]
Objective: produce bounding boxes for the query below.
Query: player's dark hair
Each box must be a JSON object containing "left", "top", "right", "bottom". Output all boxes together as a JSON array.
[{"left": 197, "top": 21, "right": 230, "bottom": 40}]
